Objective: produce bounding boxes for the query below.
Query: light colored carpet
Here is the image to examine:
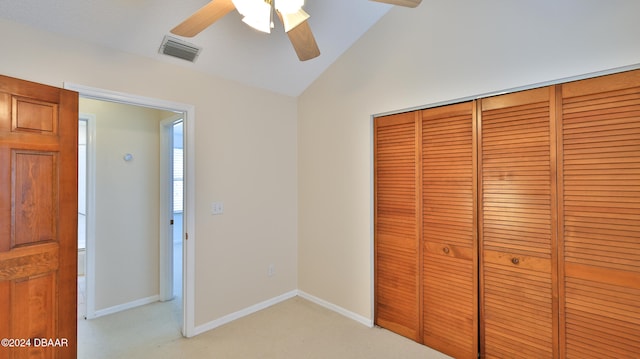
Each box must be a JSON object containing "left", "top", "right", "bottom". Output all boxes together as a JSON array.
[{"left": 78, "top": 296, "right": 453, "bottom": 359}]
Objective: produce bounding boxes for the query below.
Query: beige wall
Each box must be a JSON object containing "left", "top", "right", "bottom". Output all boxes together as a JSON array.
[
  {"left": 0, "top": 17, "right": 298, "bottom": 327},
  {"left": 80, "top": 98, "right": 173, "bottom": 311},
  {"left": 3, "top": 0, "right": 640, "bottom": 333},
  {"left": 297, "top": 0, "right": 640, "bottom": 320}
]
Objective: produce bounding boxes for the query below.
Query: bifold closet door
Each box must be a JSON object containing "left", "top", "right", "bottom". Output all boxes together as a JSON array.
[
  {"left": 558, "top": 70, "right": 640, "bottom": 358},
  {"left": 421, "top": 102, "right": 477, "bottom": 359},
  {"left": 479, "top": 87, "right": 558, "bottom": 358},
  {"left": 374, "top": 111, "right": 421, "bottom": 341}
]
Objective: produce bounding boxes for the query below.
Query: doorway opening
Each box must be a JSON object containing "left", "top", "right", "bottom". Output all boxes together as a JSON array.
[{"left": 66, "top": 82, "right": 196, "bottom": 338}]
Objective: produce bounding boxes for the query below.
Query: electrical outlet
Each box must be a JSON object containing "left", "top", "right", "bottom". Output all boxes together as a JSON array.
[{"left": 268, "top": 264, "right": 275, "bottom": 277}]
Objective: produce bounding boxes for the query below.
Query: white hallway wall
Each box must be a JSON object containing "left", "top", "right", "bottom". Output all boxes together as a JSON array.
[
  {"left": 0, "top": 17, "right": 298, "bottom": 328},
  {"left": 297, "top": 0, "right": 640, "bottom": 321},
  {"left": 80, "top": 98, "right": 173, "bottom": 312}
]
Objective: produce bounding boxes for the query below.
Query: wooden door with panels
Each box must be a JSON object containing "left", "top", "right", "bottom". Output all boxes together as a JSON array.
[
  {"left": 374, "top": 111, "right": 421, "bottom": 341},
  {"left": 0, "top": 75, "right": 78, "bottom": 359},
  {"left": 478, "top": 87, "right": 558, "bottom": 358},
  {"left": 557, "top": 69, "right": 640, "bottom": 358},
  {"left": 421, "top": 102, "right": 477, "bottom": 359}
]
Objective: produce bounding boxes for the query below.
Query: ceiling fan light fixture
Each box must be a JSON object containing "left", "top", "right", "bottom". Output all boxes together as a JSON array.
[
  {"left": 242, "top": 14, "right": 273, "bottom": 33},
  {"left": 280, "top": 9, "right": 309, "bottom": 33},
  {"left": 275, "top": 0, "right": 304, "bottom": 14},
  {"left": 233, "top": 0, "right": 274, "bottom": 33}
]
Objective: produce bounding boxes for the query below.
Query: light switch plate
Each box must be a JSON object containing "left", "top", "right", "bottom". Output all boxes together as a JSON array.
[{"left": 211, "top": 201, "right": 224, "bottom": 215}]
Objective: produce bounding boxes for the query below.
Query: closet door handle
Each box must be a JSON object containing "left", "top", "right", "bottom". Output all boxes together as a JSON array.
[
  {"left": 511, "top": 257, "right": 520, "bottom": 265},
  {"left": 443, "top": 247, "right": 450, "bottom": 254}
]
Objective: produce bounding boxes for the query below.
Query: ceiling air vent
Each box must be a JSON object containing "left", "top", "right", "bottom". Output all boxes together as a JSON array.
[{"left": 159, "top": 35, "right": 201, "bottom": 63}]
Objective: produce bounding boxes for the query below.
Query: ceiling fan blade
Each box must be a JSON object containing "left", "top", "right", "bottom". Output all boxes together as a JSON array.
[
  {"left": 280, "top": 9, "right": 310, "bottom": 33},
  {"left": 171, "top": 0, "right": 236, "bottom": 37},
  {"left": 286, "top": 20, "right": 321, "bottom": 61},
  {"left": 369, "top": 0, "right": 422, "bottom": 7},
  {"left": 277, "top": 13, "right": 320, "bottom": 61}
]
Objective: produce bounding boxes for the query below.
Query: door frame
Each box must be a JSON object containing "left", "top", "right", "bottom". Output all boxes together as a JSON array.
[
  {"left": 78, "top": 113, "right": 96, "bottom": 319},
  {"left": 64, "top": 82, "right": 197, "bottom": 337}
]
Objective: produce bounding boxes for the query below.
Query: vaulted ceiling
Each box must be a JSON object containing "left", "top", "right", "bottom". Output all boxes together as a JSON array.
[{"left": 0, "top": 0, "right": 396, "bottom": 96}]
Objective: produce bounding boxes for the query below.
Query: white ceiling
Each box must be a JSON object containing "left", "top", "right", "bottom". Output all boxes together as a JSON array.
[{"left": 0, "top": 0, "right": 395, "bottom": 96}]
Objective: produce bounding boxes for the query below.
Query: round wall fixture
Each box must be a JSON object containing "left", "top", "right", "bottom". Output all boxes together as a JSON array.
[{"left": 123, "top": 153, "right": 133, "bottom": 161}]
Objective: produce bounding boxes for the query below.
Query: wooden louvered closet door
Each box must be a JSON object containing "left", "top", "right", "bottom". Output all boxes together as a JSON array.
[
  {"left": 558, "top": 69, "right": 640, "bottom": 358},
  {"left": 421, "top": 102, "right": 477, "bottom": 359},
  {"left": 375, "top": 69, "right": 640, "bottom": 359},
  {"left": 479, "top": 87, "right": 559, "bottom": 358},
  {"left": 374, "top": 111, "right": 421, "bottom": 341}
]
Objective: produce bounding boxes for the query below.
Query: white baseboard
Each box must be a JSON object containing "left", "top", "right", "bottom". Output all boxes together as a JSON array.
[
  {"left": 92, "top": 294, "right": 160, "bottom": 318},
  {"left": 193, "top": 290, "right": 298, "bottom": 336},
  {"left": 297, "top": 290, "right": 373, "bottom": 328},
  {"left": 191, "top": 289, "right": 373, "bottom": 337}
]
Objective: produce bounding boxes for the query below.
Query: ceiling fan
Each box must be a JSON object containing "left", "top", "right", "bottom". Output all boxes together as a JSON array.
[{"left": 170, "top": 0, "right": 422, "bottom": 62}]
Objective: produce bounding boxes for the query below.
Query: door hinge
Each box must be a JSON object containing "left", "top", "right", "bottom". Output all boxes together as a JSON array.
[
  {"left": 170, "top": 219, "right": 174, "bottom": 225},
  {"left": 185, "top": 233, "right": 188, "bottom": 240}
]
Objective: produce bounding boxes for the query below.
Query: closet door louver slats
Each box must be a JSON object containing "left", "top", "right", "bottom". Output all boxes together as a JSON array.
[
  {"left": 422, "top": 102, "right": 477, "bottom": 359},
  {"left": 374, "top": 69, "right": 640, "bottom": 359},
  {"left": 374, "top": 112, "right": 421, "bottom": 341},
  {"left": 479, "top": 87, "right": 558, "bottom": 359},
  {"left": 559, "top": 70, "right": 640, "bottom": 358}
]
